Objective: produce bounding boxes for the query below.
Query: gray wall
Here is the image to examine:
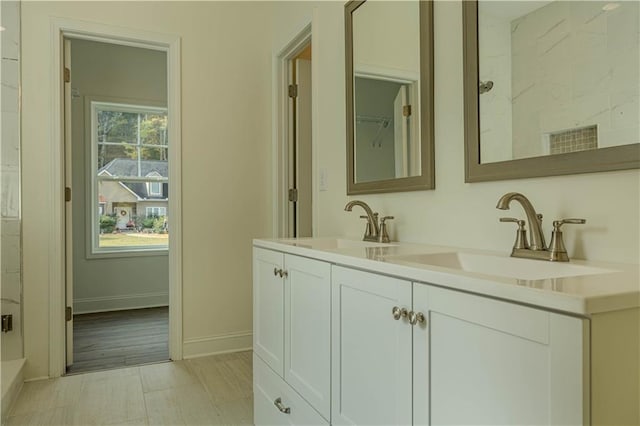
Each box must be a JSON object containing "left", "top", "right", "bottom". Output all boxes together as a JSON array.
[{"left": 71, "top": 39, "right": 168, "bottom": 313}]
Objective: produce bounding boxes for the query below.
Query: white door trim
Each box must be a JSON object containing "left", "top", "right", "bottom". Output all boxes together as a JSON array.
[
  {"left": 271, "top": 22, "right": 314, "bottom": 238},
  {"left": 49, "top": 18, "right": 183, "bottom": 377}
]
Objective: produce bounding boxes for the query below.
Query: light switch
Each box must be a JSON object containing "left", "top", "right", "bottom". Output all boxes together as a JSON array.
[{"left": 319, "top": 168, "right": 328, "bottom": 191}]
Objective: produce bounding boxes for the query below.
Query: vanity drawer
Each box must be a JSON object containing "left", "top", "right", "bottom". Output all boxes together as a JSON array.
[{"left": 254, "top": 353, "right": 328, "bottom": 426}]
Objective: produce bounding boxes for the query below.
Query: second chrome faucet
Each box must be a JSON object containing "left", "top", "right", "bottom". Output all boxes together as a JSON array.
[
  {"left": 344, "top": 200, "right": 394, "bottom": 243},
  {"left": 497, "top": 192, "right": 585, "bottom": 262}
]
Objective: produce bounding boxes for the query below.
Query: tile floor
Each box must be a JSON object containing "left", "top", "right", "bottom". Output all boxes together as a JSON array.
[{"left": 5, "top": 351, "right": 253, "bottom": 426}]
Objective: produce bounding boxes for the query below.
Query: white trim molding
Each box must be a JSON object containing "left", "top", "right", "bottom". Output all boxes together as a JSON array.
[
  {"left": 182, "top": 331, "right": 253, "bottom": 359},
  {"left": 271, "top": 22, "right": 312, "bottom": 239},
  {"left": 49, "top": 17, "right": 183, "bottom": 378},
  {"left": 73, "top": 292, "right": 169, "bottom": 315}
]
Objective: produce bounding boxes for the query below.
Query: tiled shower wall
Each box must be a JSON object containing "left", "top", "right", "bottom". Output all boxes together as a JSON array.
[
  {"left": 1, "top": 0, "right": 23, "bottom": 361},
  {"left": 511, "top": 1, "right": 639, "bottom": 159}
]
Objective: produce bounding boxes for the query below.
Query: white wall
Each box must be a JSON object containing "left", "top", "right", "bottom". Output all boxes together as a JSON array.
[
  {"left": 1, "top": 0, "right": 23, "bottom": 362},
  {"left": 270, "top": 1, "right": 639, "bottom": 265},
  {"left": 70, "top": 39, "right": 169, "bottom": 314},
  {"left": 21, "top": 1, "right": 273, "bottom": 379}
]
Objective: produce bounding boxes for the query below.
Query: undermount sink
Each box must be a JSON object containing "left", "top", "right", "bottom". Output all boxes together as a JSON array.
[
  {"left": 385, "top": 252, "right": 617, "bottom": 280},
  {"left": 283, "top": 238, "right": 396, "bottom": 250}
]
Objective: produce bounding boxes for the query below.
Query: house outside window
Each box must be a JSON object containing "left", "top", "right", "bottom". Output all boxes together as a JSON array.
[
  {"left": 92, "top": 101, "right": 169, "bottom": 254},
  {"left": 146, "top": 207, "right": 167, "bottom": 217}
]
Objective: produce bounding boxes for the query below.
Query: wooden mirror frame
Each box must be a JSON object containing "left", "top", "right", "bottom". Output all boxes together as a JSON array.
[
  {"left": 463, "top": 1, "right": 640, "bottom": 183},
  {"left": 345, "top": 0, "right": 435, "bottom": 195}
]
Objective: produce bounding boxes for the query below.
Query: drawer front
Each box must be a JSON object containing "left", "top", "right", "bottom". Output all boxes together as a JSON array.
[{"left": 254, "top": 353, "right": 328, "bottom": 426}]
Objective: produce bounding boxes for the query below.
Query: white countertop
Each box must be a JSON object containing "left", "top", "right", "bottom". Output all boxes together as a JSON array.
[{"left": 254, "top": 237, "right": 640, "bottom": 315}]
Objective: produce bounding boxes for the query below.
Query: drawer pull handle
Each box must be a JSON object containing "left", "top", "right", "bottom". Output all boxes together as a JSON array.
[
  {"left": 392, "top": 306, "right": 408, "bottom": 320},
  {"left": 274, "top": 397, "right": 291, "bottom": 414}
]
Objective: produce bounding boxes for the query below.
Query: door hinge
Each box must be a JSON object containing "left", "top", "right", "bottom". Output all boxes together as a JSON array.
[
  {"left": 65, "top": 187, "right": 71, "bottom": 202},
  {"left": 65, "top": 306, "right": 73, "bottom": 322},
  {"left": 64, "top": 67, "right": 71, "bottom": 83},
  {"left": 288, "top": 188, "right": 298, "bottom": 202},
  {"left": 403, "top": 105, "right": 412, "bottom": 117},
  {"left": 288, "top": 84, "right": 298, "bottom": 98}
]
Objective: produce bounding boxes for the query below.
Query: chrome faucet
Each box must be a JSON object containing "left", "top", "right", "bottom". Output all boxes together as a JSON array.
[
  {"left": 496, "top": 192, "right": 585, "bottom": 262},
  {"left": 344, "top": 200, "right": 393, "bottom": 243},
  {"left": 496, "top": 192, "right": 546, "bottom": 250}
]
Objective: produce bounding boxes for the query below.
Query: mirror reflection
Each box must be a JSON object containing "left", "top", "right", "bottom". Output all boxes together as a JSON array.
[
  {"left": 346, "top": 0, "right": 434, "bottom": 194},
  {"left": 478, "top": 1, "right": 640, "bottom": 164},
  {"left": 350, "top": 0, "right": 423, "bottom": 185}
]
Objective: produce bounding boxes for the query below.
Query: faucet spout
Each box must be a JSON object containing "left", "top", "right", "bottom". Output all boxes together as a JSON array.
[
  {"left": 496, "top": 192, "right": 546, "bottom": 250},
  {"left": 344, "top": 200, "right": 380, "bottom": 241}
]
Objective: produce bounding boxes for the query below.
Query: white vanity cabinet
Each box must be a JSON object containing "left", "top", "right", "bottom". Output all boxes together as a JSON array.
[
  {"left": 254, "top": 240, "right": 638, "bottom": 425},
  {"left": 253, "top": 247, "right": 331, "bottom": 425},
  {"left": 412, "top": 285, "right": 587, "bottom": 426},
  {"left": 331, "top": 265, "right": 586, "bottom": 426}
]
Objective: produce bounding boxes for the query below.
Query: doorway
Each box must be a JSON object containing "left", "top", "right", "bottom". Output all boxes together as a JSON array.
[
  {"left": 64, "top": 38, "right": 171, "bottom": 373},
  {"left": 287, "top": 42, "right": 313, "bottom": 238},
  {"left": 275, "top": 25, "right": 314, "bottom": 239}
]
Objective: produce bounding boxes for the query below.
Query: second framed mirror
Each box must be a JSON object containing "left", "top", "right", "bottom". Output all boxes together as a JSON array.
[{"left": 345, "top": 0, "right": 434, "bottom": 194}]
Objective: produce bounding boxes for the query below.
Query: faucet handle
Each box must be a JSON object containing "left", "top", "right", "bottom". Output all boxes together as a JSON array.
[
  {"left": 499, "top": 217, "right": 524, "bottom": 226},
  {"left": 378, "top": 216, "right": 394, "bottom": 243},
  {"left": 499, "top": 217, "right": 529, "bottom": 249},
  {"left": 549, "top": 219, "right": 586, "bottom": 262},
  {"left": 553, "top": 218, "right": 586, "bottom": 229}
]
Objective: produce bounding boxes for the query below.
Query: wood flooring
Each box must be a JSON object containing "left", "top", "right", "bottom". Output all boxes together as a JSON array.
[{"left": 67, "top": 307, "right": 169, "bottom": 374}]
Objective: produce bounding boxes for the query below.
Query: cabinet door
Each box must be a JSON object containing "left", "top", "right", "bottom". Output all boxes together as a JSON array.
[
  {"left": 284, "top": 254, "right": 331, "bottom": 420},
  {"left": 413, "top": 284, "right": 587, "bottom": 426},
  {"left": 331, "top": 266, "right": 412, "bottom": 426},
  {"left": 253, "top": 247, "right": 285, "bottom": 375}
]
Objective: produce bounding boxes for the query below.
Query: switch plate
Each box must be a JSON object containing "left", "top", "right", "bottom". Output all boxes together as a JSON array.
[{"left": 319, "top": 169, "right": 328, "bottom": 191}]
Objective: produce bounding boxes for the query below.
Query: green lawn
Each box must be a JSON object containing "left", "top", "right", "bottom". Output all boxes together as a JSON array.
[{"left": 99, "top": 232, "right": 168, "bottom": 247}]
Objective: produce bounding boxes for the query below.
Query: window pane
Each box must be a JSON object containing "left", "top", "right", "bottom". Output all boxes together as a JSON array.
[
  {"left": 140, "top": 113, "right": 168, "bottom": 146},
  {"left": 97, "top": 180, "right": 169, "bottom": 249},
  {"left": 97, "top": 144, "right": 137, "bottom": 171},
  {"left": 97, "top": 110, "right": 138, "bottom": 143},
  {"left": 141, "top": 146, "right": 169, "bottom": 161}
]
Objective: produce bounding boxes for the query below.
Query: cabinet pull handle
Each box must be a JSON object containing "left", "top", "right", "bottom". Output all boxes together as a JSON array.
[
  {"left": 409, "top": 311, "right": 426, "bottom": 326},
  {"left": 280, "top": 270, "right": 288, "bottom": 278},
  {"left": 273, "top": 267, "right": 279, "bottom": 276},
  {"left": 274, "top": 397, "right": 291, "bottom": 414},
  {"left": 392, "top": 306, "right": 408, "bottom": 320}
]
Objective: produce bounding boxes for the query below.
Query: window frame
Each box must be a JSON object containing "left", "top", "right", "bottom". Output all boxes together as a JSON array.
[{"left": 88, "top": 100, "right": 169, "bottom": 257}]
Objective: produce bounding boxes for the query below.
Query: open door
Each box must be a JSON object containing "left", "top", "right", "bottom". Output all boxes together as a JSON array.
[
  {"left": 286, "top": 44, "right": 312, "bottom": 238},
  {"left": 63, "top": 39, "right": 74, "bottom": 368},
  {"left": 394, "top": 85, "right": 409, "bottom": 178},
  {"left": 294, "top": 57, "right": 312, "bottom": 238}
]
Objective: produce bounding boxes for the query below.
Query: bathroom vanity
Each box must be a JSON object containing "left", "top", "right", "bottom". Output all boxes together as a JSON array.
[{"left": 252, "top": 237, "right": 639, "bottom": 425}]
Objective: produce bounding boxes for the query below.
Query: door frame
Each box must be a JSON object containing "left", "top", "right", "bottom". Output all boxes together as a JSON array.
[
  {"left": 49, "top": 18, "right": 183, "bottom": 377},
  {"left": 271, "top": 21, "right": 316, "bottom": 238}
]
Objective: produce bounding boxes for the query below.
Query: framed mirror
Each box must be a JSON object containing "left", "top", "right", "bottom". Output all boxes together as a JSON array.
[
  {"left": 464, "top": 1, "right": 640, "bottom": 182},
  {"left": 345, "top": 0, "right": 434, "bottom": 194}
]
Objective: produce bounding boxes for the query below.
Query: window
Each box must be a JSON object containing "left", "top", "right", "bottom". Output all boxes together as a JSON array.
[
  {"left": 92, "top": 101, "right": 169, "bottom": 253},
  {"left": 146, "top": 207, "right": 167, "bottom": 217}
]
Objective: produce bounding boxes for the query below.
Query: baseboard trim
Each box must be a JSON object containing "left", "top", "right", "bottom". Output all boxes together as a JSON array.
[
  {"left": 73, "top": 292, "right": 169, "bottom": 314},
  {"left": 182, "top": 331, "right": 253, "bottom": 359},
  {"left": 1, "top": 358, "right": 25, "bottom": 423}
]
